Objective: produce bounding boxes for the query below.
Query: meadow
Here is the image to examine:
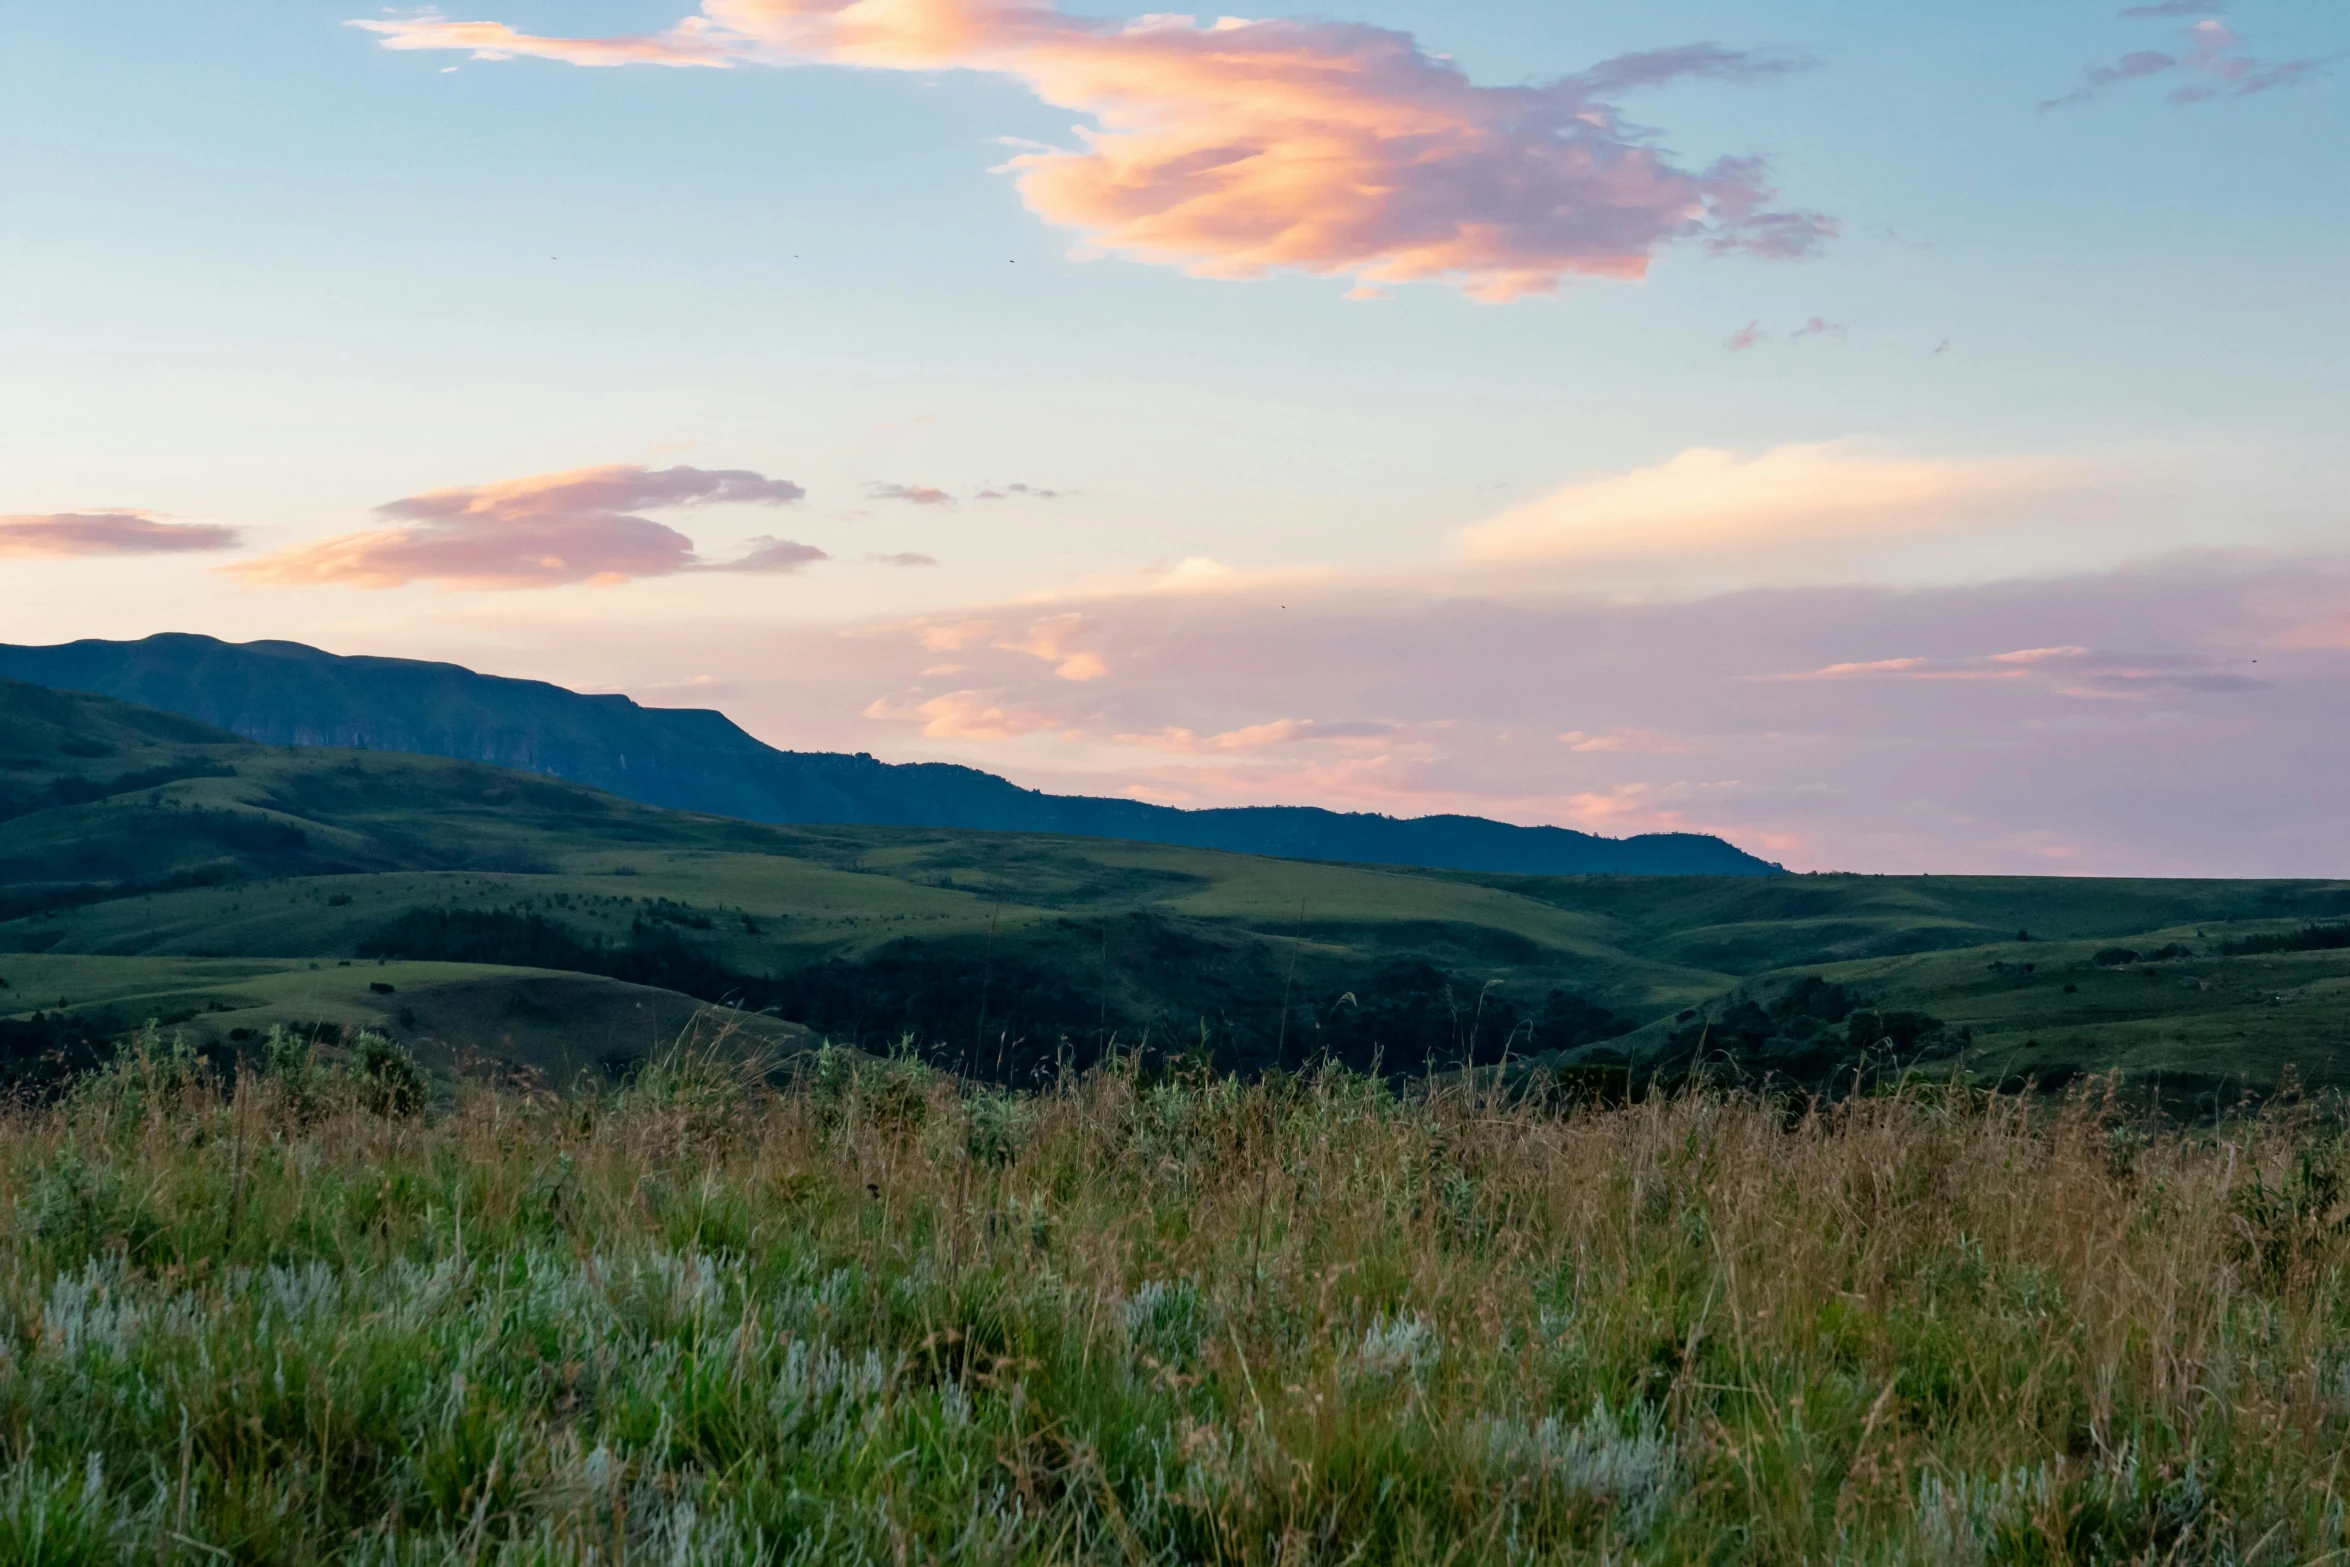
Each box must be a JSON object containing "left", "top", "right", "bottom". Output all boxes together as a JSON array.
[
  {"left": 10, "top": 675, "right": 2350, "bottom": 1098},
  {"left": 5, "top": 1030, "right": 2350, "bottom": 1563}
]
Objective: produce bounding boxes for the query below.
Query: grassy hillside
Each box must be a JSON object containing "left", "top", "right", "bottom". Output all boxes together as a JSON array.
[
  {"left": 6, "top": 1047, "right": 2350, "bottom": 1560},
  {"left": 4, "top": 678, "right": 2348, "bottom": 1095},
  {"left": 0, "top": 952, "right": 813, "bottom": 1090}
]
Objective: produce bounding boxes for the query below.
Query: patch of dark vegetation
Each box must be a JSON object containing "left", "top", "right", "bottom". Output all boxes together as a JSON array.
[
  {"left": 0, "top": 859, "right": 302, "bottom": 924},
  {"left": 2096, "top": 943, "right": 2194, "bottom": 966},
  {"left": 0, "top": 1011, "right": 114, "bottom": 1096},
  {"left": 358, "top": 908, "right": 767, "bottom": 1012},
  {"left": 637, "top": 898, "right": 713, "bottom": 931},
  {"left": 1657, "top": 975, "right": 1966, "bottom": 1084},
  {"left": 2218, "top": 924, "right": 2350, "bottom": 957},
  {"left": 1309, "top": 959, "right": 1633, "bottom": 1077},
  {"left": 774, "top": 945, "right": 1106, "bottom": 1081},
  {"left": 353, "top": 907, "right": 1636, "bottom": 1088},
  {"left": 0, "top": 756, "right": 240, "bottom": 824}
]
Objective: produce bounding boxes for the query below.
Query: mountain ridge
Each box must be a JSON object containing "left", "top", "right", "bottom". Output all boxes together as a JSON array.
[{"left": 0, "top": 633, "right": 1784, "bottom": 876}]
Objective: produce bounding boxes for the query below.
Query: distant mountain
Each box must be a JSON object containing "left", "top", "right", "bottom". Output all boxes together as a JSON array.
[{"left": 0, "top": 634, "right": 1784, "bottom": 876}]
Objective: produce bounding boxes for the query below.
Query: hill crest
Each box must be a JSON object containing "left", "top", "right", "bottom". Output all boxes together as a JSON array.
[{"left": 0, "top": 633, "right": 1784, "bottom": 877}]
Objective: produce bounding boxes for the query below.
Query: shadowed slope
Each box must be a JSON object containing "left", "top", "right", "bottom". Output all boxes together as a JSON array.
[{"left": 0, "top": 634, "right": 1783, "bottom": 876}]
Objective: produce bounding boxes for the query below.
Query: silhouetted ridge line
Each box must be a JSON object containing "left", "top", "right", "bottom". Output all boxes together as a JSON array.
[{"left": 0, "top": 634, "right": 1784, "bottom": 876}]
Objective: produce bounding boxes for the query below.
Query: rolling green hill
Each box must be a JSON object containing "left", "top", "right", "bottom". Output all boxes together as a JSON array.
[
  {"left": 4, "top": 676, "right": 2347, "bottom": 1098},
  {"left": 0, "top": 952, "right": 814, "bottom": 1090},
  {"left": 0, "top": 633, "right": 1783, "bottom": 875}
]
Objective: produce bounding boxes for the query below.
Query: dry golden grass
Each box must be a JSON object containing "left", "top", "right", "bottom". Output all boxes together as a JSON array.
[{"left": 1, "top": 1033, "right": 2346, "bottom": 1562}]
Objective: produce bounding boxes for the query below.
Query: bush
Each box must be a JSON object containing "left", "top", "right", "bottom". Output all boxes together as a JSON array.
[{"left": 348, "top": 1031, "right": 426, "bottom": 1115}]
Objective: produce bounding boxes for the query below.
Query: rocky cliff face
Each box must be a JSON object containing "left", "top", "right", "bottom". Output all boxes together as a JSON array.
[{"left": 0, "top": 634, "right": 1784, "bottom": 877}]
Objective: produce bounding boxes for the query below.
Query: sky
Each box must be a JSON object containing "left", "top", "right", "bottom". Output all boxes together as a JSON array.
[{"left": 2, "top": 0, "right": 2346, "bottom": 875}]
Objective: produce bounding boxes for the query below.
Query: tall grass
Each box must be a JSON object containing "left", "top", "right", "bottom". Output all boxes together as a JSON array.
[{"left": 2, "top": 1030, "right": 2348, "bottom": 1563}]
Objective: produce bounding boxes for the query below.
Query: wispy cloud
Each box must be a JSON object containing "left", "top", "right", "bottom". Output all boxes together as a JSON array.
[
  {"left": 1751, "top": 643, "right": 2266, "bottom": 696},
  {"left": 976, "top": 483, "right": 1060, "bottom": 500},
  {"left": 867, "top": 483, "right": 955, "bottom": 507},
  {"left": 1723, "top": 320, "right": 1765, "bottom": 352},
  {"left": 996, "top": 613, "right": 1107, "bottom": 680},
  {"left": 861, "top": 689, "right": 1064, "bottom": 741},
  {"left": 0, "top": 511, "right": 241, "bottom": 558},
  {"left": 717, "top": 535, "right": 829, "bottom": 573},
  {"left": 1791, "top": 316, "right": 1846, "bottom": 339},
  {"left": 868, "top": 551, "right": 938, "bottom": 567},
  {"left": 1457, "top": 443, "right": 2061, "bottom": 564},
  {"left": 352, "top": 3, "right": 1834, "bottom": 300},
  {"left": 1559, "top": 729, "right": 1694, "bottom": 754},
  {"left": 1116, "top": 718, "right": 1397, "bottom": 753},
  {"left": 228, "top": 463, "right": 816, "bottom": 589},
  {"left": 2042, "top": 17, "right": 2325, "bottom": 110}
]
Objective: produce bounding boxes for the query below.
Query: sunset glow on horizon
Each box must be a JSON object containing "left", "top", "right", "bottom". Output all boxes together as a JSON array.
[{"left": 3, "top": 0, "right": 2344, "bottom": 874}]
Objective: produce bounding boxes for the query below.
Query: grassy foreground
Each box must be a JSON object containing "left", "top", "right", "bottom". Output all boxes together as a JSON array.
[{"left": 5, "top": 1042, "right": 2350, "bottom": 1564}]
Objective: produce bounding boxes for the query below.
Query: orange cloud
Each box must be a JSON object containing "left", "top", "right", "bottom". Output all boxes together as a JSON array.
[
  {"left": 863, "top": 689, "right": 1061, "bottom": 740},
  {"left": 227, "top": 463, "right": 817, "bottom": 590},
  {"left": 867, "top": 482, "right": 954, "bottom": 506},
  {"left": 1558, "top": 728, "right": 1693, "bottom": 754},
  {"left": 1118, "top": 717, "right": 1398, "bottom": 753},
  {"left": 910, "top": 619, "right": 997, "bottom": 652},
  {"left": 354, "top": 5, "right": 1832, "bottom": 299},
  {"left": 1460, "top": 443, "right": 2059, "bottom": 562},
  {"left": 0, "top": 512, "right": 240, "bottom": 558},
  {"left": 1752, "top": 645, "right": 2264, "bottom": 694},
  {"left": 348, "top": 16, "right": 739, "bottom": 67},
  {"left": 996, "top": 613, "right": 1107, "bottom": 680}
]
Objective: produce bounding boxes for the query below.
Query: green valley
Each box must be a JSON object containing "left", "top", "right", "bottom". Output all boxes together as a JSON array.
[{"left": 5, "top": 675, "right": 2348, "bottom": 1100}]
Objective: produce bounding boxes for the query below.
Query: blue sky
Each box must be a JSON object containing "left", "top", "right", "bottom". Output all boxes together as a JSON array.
[{"left": 2, "top": 0, "right": 2345, "bottom": 872}]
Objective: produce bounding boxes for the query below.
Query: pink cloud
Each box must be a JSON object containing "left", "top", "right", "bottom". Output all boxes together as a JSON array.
[
  {"left": 228, "top": 463, "right": 816, "bottom": 589},
  {"left": 1117, "top": 717, "right": 1397, "bottom": 753},
  {"left": 1760, "top": 656, "right": 1930, "bottom": 681},
  {"left": 996, "top": 613, "right": 1107, "bottom": 680},
  {"left": 862, "top": 689, "right": 1062, "bottom": 740},
  {"left": 1458, "top": 443, "right": 2062, "bottom": 564},
  {"left": 347, "top": 15, "right": 741, "bottom": 66},
  {"left": 1753, "top": 644, "right": 2262, "bottom": 691},
  {"left": 354, "top": 3, "right": 1834, "bottom": 300},
  {"left": 2042, "top": 16, "right": 2325, "bottom": 109},
  {"left": 868, "top": 551, "right": 938, "bottom": 567},
  {"left": 868, "top": 482, "right": 955, "bottom": 506},
  {"left": 1723, "top": 320, "right": 1764, "bottom": 352},
  {"left": 0, "top": 512, "right": 241, "bottom": 558},
  {"left": 1791, "top": 315, "right": 1846, "bottom": 339},
  {"left": 1559, "top": 728, "right": 1693, "bottom": 754},
  {"left": 720, "top": 535, "right": 830, "bottom": 572}
]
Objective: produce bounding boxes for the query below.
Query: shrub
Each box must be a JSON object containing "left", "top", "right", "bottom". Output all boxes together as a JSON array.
[{"left": 348, "top": 1031, "right": 426, "bottom": 1115}]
